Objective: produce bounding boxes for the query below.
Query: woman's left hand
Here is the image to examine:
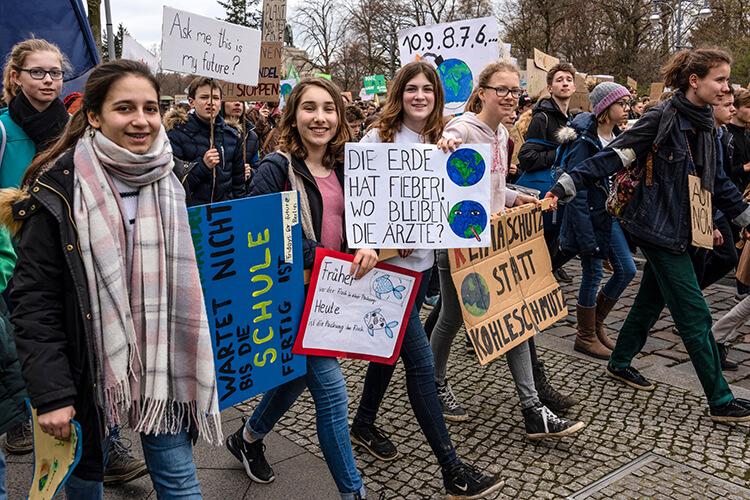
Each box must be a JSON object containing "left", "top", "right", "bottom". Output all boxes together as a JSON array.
[
  {"left": 713, "top": 228, "right": 723, "bottom": 247},
  {"left": 514, "top": 193, "right": 542, "bottom": 207},
  {"left": 350, "top": 249, "right": 379, "bottom": 279},
  {"left": 398, "top": 249, "right": 414, "bottom": 258},
  {"left": 508, "top": 163, "right": 518, "bottom": 175}
]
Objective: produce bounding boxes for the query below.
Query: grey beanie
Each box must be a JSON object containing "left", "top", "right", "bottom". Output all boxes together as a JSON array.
[{"left": 590, "top": 82, "right": 631, "bottom": 116}]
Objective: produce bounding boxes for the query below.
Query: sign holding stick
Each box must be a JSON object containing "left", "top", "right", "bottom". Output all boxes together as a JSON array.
[
  {"left": 293, "top": 249, "right": 421, "bottom": 364},
  {"left": 398, "top": 17, "right": 499, "bottom": 115},
  {"left": 345, "top": 143, "right": 492, "bottom": 249},
  {"left": 188, "top": 192, "right": 307, "bottom": 409},
  {"left": 161, "top": 6, "right": 261, "bottom": 86}
]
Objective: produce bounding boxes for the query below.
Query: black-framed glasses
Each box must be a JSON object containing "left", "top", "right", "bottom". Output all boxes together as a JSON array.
[
  {"left": 19, "top": 68, "right": 64, "bottom": 80},
  {"left": 614, "top": 99, "right": 631, "bottom": 108},
  {"left": 482, "top": 86, "right": 523, "bottom": 98}
]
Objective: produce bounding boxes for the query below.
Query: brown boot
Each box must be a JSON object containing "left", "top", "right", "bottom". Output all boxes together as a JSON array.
[
  {"left": 595, "top": 292, "right": 618, "bottom": 350},
  {"left": 574, "top": 304, "right": 611, "bottom": 360}
]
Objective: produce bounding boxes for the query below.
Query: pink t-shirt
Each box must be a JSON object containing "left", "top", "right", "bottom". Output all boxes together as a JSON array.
[{"left": 316, "top": 171, "right": 344, "bottom": 251}]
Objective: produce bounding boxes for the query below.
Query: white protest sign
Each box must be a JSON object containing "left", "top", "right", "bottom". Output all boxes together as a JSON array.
[
  {"left": 345, "top": 143, "right": 492, "bottom": 249},
  {"left": 122, "top": 34, "right": 159, "bottom": 73},
  {"left": 293, "top": 250, "right": 420, "bottom": 364},
  {"left": 279, "top": 78, "right": 296, "bottom": 109},
  {"left": 160, "top": 6, "right": 261, "bottom": 85},
  {"left": 398, "top": 17, "right": 499, "bottom": 115}
]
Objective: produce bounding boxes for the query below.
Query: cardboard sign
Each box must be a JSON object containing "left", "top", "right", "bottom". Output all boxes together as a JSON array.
[
  {"left": 569, "top": 72, "right": 591, "bottom": 112},
  {"left": 161, "top": 6, "right": 261, "bottom": 86},
  {"left": 345, "top": 143, "right": 492, "bottom": 249},
  {"left": 219, "top": 42, "right": 283, "bottom": 102},
  {"left": 689, "top": 174, "right": 713, "bottom": 250},
  {"left": 293, "top": 249, "right": 421, "bottom": 364},
  {"left": 188, "top": 192, "right": 307, "bottom": 409},
  {"left": 650, "top": 82, "right": 665, "bottom": 102},
  {"left": 28, "top": 405, "right": 82, "bottom": 500},
  {"left": 525, "top": 48, "right": 560, "bottom": 99},
  {"left": 364, "top": 74, "right": 387, "bottom": 95},
  {"left": 449, "top": 199, "right": 567, "bottom": 365},
  {"left": 122, "top": 34, "right": 159, "bottom": 73},
  {"left": 262, "top": 0, "right": 287, "bottom": 42},
  {"left": 398, "top": 17, "right": 499, "bottom": 115},
  {"left": 533, "top": 48, "right": 559, "bottom": 72},
  {"left": 627, "top": 76, "right": 638, "bottom": 90}
]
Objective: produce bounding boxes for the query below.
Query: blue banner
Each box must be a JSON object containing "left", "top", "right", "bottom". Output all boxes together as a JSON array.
[{"left": 188, "top": 192, "right": 306, "bottom": 410}]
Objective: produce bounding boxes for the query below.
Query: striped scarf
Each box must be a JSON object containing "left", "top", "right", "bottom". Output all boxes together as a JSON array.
[{"left": 73, "top": 127, "right": 221, "bottom": 444}]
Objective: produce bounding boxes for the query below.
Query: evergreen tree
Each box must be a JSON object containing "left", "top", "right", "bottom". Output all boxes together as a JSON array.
[
  {"left": 101, "top": 23, "right": 128, "bottom": 61},
  {"left": 218, "top": 0, "right": 262, "bottom": 29}
]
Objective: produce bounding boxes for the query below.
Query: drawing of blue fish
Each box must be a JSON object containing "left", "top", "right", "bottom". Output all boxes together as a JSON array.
[
  {"left": 363, "top": 309, "right": 399, "bottom": 338},
  {"left": 371, "top": 275, "right": 406, "bottom": 300}
]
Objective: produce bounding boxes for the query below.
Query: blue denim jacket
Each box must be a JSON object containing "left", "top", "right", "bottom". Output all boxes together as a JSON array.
[{"left": 553, "top": 100, "right": 750, "bottom": 253}]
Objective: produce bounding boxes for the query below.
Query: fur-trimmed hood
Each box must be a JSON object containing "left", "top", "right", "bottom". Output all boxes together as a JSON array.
[
  {"left": 555, "top": 111, "right": 600, "bottom": 145},
  {"left": 0, "top": 187, "right": 30, "bottom": 237},
  {"left": 163, "top": 106, "right": 189, "bottom": 131}
]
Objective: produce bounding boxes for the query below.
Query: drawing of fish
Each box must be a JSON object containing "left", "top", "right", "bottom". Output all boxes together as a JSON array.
[
  {"left": 371, "top": 275, "right": 406, "bottom": 300},
  {"left": 363, "top": 309, "right": 399, "bottom": 338}
]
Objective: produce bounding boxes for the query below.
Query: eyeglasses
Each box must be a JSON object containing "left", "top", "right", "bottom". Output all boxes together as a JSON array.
[
  {"left": 482, "top": 86, "right": 523, "bottom": 98},
  {"left": 614, "top": 99, "right": 630, "bottom": 108},
  {"left": 18, "top": 68, "right": 64, "bottom": 80}
]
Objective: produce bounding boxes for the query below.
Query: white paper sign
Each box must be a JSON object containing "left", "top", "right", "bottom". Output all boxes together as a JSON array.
[
  {"left": 279, "top": 78, "right": 296, "bottom": 109},
  {"left": 160, "top": 6, "right": 261, "bottom": 85},
  {"left": 398, "top": 17, "right": 499, "bottom": 115},
  {"left": 345, "top": 143, "right": 492, "bottom": 249},
  {"left": 300, "top": 254, "right": 417, "bottom": 360},
  {"left": 122, "top": 34, "right": 159, "bottom": 73}
]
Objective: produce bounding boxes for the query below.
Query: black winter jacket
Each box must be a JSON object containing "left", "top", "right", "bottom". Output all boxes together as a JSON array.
[
  {"left": 167, "top": 110, "right": 246, "bottom": 205},
  {"left": 249, "top": 152, "right": 345, "bottom": 269},
  {"left": 518, "top": 97, "right": 571, "bottom": 173},
  {"left": 725, "top": 123, "right": 750, "bottom": 192},
  {"left": 0, "top": 297, "right": 27, "bottom": 436}
]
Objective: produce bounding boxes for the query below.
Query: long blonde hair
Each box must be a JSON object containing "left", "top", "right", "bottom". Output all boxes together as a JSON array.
[
  {"left": 2, "top": 38, "right": 68, "bottom": 103},
  {"left": 465, "top": 61, "right": 521, "bottom": 114}
]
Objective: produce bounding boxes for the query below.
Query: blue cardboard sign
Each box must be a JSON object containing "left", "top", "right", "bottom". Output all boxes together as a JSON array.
[{"left": 188, "top": 192, "right": 306, "bottom": 409}]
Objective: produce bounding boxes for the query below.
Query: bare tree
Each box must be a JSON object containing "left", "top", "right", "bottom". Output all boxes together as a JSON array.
[
  {"left": 87, "top": 0, "right": 102, "bottom": 55},
  {"left": 293, "top": 0, "right": 348, "bottom": 74}
]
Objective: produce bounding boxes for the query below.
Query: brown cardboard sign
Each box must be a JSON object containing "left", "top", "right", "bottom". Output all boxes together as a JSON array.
[
  {"left": 449, "top": 200, "right": 567, "bottom": 365},
  {"left": 262, "top": 0, "right": 287, "bottom": 42},
  {"left": 627, "top": 77, "right": 638, "bottom": 90},
  {"left": 569, "top": 72, "right": 591, "bottom": 112},
  {"left": 219, "top": 42, "right": 282, "bottom": 102},
  {"left": 689, "top": 175, "right": 713, "bottom": 250},
  {"left": 649, "top": 82, "right": 665, "bottom": 102}
]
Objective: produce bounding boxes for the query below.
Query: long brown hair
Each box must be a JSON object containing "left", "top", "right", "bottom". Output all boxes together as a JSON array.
[
  {"left": 661, "top": 48, "right": 732, "bottom": 92},
  {"left": 373, "top": 61, "right": 444, "bottom": 144},
  {"left": 2, "top": 38, "right": 68, "bottom": 103},
  {"left": 22, "top": 59, "right": 159, "bottom": 186},
  {"left": 465, "top": 61, "right": 521, "bottom": 114},
  {"left": 277, "top": 78, "right": 352, "bottom": 167}
]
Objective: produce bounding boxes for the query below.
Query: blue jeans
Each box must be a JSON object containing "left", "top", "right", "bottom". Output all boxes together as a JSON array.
[
  {"left": 64, "top": 430, "right": 200, "bottom": 499},
  {"left": 354, "top": 269, "right": 459, "bottom": 469},
  {"left": 246, "top": 355, "right": 364, "bottom": 498},
  {"left": 0, "top": 448, "right": 6, "bottom": 500},
  {"left": 578, "top": 221, "right": 636, "bottom": 307}
]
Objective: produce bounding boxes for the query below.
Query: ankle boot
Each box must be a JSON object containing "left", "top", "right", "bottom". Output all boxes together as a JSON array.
[
  {"left": 595, "top": 292, "right": 618, "bottom": 350},
  {"left": 574, "top": 304, "right": 612, "bottom": 360}
]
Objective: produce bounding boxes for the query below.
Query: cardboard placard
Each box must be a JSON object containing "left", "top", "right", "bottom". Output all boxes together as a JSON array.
[
  {"left": 28, "top": 405, "right": 82, "bottom": 500},
  {"left": 219, "top": 42, "right": 283, "bottom": 102},
  {"left": 262, "top": 0, "right": 287, "bottom": 42},
  {"left": 533, "top": 48, "right": 559, "bottom": 72},
  {"left": 188, "top": 193, "right": 307, "bottom": 409},
  {"left": 569, "top": 72, "right": 591, "bottom": 112},
  {"left": 650, "top": 82, "right": 665, "bottom": 102},
  {"left": 449, "top": 199, "right": 567, "bottom": 365},
  {"left": 689, "top": 174, "right": 713, "bottom": 250},
  {"left": 160, "top": 6, "right": 261, "bottom": 86},
  {"left": 398, "top": 16, "right": 499, "bottom": 115},
  {"left": 293, "top": 249, "right": 421, "bottom": 364},
  {"left": 627, "top": 76, "right": 638, "bottom": 90},
  {"left": 345, "top": 143, "right": 492, "bottom": 249}
]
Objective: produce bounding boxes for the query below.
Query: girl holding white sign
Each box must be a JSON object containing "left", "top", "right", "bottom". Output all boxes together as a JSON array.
[
  {"left": 225, "top": 78, "right": 377, "bottom": 500},
  {"left": 351, "top": 61, "right": 504, "bottom": 500},
  {"left": 433, "top": 61, "right": 585, "bottom": 440}
]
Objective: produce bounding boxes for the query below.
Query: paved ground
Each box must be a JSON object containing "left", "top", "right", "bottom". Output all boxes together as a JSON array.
[{"left": 5, "top": 258, "right": 750, "bottom": 499}]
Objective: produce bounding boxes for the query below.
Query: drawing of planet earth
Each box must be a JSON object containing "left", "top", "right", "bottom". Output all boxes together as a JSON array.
[
  {"left": 448, "top": 200, "right": 487, "bottom": 239},
  {"left": 447, "top": 148, "right": 486, "bottom": 186},
  {"left": 437, "top": 59, "right": 473, "bottom": 107},
  {"left": 280, "top": 82, "right": 294, "bottom": 97},
  {"left": 461, "top": 272, "right": 490, "bottom": 317}
]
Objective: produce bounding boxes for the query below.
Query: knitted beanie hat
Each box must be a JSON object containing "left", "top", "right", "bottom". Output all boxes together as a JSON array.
[{"left": 590, "top": 82, "right": 631, "bottom": 117}]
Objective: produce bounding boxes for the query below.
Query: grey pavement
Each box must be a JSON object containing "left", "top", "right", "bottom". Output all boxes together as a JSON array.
[{"left": 5, "top": 258, "right": 750, "bottom": 499}]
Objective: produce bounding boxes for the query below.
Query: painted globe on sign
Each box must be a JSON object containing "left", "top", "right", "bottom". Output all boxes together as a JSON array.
[
  {"left": 461, "top": 272, "right": 491, "bottom": 317},
  {"left": 446, "top": 148, "right": 486, "bottom": 187},
  {"left": 280, "top": 83, "right": 294, "bottom": 97},
  {"left": 437, "top": 58, "right": 473, "bottom": 105},
  {"left": 448, "top": 200, "right": 488, "bottom": 239}
]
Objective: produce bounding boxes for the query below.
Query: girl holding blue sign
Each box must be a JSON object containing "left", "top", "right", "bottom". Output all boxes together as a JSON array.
[
  {"left": 226, "top": 77, "right": 378, "bottom": 500},
  {"left": 351, "top": 61, "right": 504, "bottom": 500}
]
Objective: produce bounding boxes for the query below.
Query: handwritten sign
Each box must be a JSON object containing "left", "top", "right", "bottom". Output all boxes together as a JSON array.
[
  {"left": 345, "top": 143, "right": 492, "bottom": 249},
  {"left": 398, "top": 17, "right": 499, "bottom": 114},
  {"left": 219, "top": 42, "right": 283, "bottom": 102},
  {"left": 449, "top": 200, "right": 567, "bottom": 365},
  {"left": 689, "top": 174, "right": 713, "bottom": 250},
  {"left": 262, "top": 0, "right": 287, "bottom": 42},
  {"left": 364, "top": 75, "right": 387, "bottom": 95},
  {"left": 188, "top": 192, "right": 306, "bottom": 409},
  {"left": 28, "top": 405, "right": 82, "bottom": 500},
  {"left": 650, "top": 82, "right": 665, "bottom": 102},
  {"left": 161, "top": 6, "right": 261, "bottom": 86},
  {"left": 293, "top": 249, "right": 420, "bottom": 364},
  {"left": 533, "top": 48, "right": 559, "bottom": 72}
]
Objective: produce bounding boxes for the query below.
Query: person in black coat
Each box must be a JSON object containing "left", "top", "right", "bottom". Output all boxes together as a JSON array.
[
  {"left": 166, "top": 77, "right": 246, "bottom": 206},
  {"left": 222, "top": 101, "right": 260, "bottom": 188}
]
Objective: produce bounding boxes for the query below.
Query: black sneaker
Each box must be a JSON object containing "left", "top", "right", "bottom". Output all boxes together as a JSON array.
[
  {"left": 522, "top": 403, "right": 585, "bottom": 440},
  {"left": 226, "top": 425, "right": 275, "bottom": 483},
  {"left": 717, "top": 343, "right": 739, "bottom": 371},
  {"left": 606, "top": 364, "right": 656, "bottom": 391},
  {"left": 350, "top": 421, "right": 398, "bottom": 461},
  {"left": 709, "top": 398, "right": 750, "bottom": 423},
  {"left": 104, "top": 436, "right": 148, "bottom": 485},
  {"left": 5, "top": 420, "right": 33, "bottom": 455},
  {"left": 442, "top": 462, "right": 504, "bottom": 499},
  {"left": 553, "top": 267, "right": 573, "bottom": 283},
  {"left": 437, "top": 381, "right": 470, "bottom": 422},
  {"left": 533, "top": 361, "right": 578, "bottom": 412}
]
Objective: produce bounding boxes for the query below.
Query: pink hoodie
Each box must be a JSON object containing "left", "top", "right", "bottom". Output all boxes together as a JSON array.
[{"left": 442, "top": 112, "right": 518, "bottom": 213}]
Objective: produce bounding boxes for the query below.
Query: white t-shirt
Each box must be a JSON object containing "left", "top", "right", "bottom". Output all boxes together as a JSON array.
[
  {"left": 598, "top": 133, "right": 614, "bottom": 148},
  {"left": 359, "top": 126, "right": 435, "bottom": 272}
]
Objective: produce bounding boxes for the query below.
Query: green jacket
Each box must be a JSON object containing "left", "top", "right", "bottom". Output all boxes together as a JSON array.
[{"left": 0, "top": 108, "right": 36, "bottom": 189}]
